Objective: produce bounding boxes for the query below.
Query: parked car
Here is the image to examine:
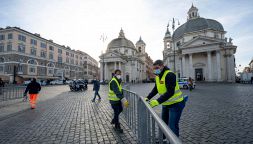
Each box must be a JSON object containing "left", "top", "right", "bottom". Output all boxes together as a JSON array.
[
  {"left": 50, "top": 80, "right": 64, "bottom": 85},
  {"left": 66, "top": 80, "right": 73, "bottom": 84},
  {"left": 178, "top": 78, "right": 196, "bottom": 89},
  {"left": 39, "top": 80, "right": 47, "bottom": 86},
  {"left": 23, "top": 80, "right": 31, "bottom": 85}
]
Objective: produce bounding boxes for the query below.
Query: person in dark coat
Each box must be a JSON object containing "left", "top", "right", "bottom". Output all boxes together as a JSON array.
[
  {"left": 92, "top": 76, "right": 101, "bottom": 102},
  {"left": 24, "top": 78, "right": 41, "bottom": 109}
]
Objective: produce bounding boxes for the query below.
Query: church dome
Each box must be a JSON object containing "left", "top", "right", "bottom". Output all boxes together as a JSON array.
[
  {"left": 172, "top": 4, "right": 224, "bottom": 40},
  {"left": 107, "top": 29, "right": 136, "bottom": 50},
  {"left": 173, "top": 18, "right": 224, "bottom": 40}
]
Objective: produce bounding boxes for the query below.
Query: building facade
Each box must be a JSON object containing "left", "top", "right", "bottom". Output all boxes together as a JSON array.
[
  {"left": 249, "top": 58, "right": 253, "bottom": 72},
  {"left": 163, "top": 5, "right": 237, "bottom": 82},
  {"left": 99, "top": 29, "right": 154, "bottom": 83},
  {"left": 0, "top": 26, "right": 98, "bottom": 83}
]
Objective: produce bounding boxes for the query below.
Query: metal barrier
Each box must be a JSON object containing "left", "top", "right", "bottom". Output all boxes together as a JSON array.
[
  {"left": 0, "top": 86, "right": 26, "bottom": 101},
  {"left": 122, "top": 89, "right": 182, "bottom": 144}
]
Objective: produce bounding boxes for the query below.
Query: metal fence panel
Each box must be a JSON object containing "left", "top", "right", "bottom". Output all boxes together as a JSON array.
[
  {"left": 122, "top": 89, "right": 182, "bottom": 144},
  {"left": 0, "top": 86, "right": 26, "bottom": 101}
]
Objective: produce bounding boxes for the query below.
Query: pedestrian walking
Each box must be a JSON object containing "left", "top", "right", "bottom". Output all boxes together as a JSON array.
[
  {"left": 188, "top": 77, "right": 193, "bottom": 91},
  {"left": 145, "top": 60, "right": 187, "bottom": 137},
  {"left": 108, "top": 69, "right": 129, "bottom": 133},
  {"left": 23, "top": 78, "right": 41, "bottom": 109},
  {"left": 92, "top": 76, "right": 101, "bottom": 102}
]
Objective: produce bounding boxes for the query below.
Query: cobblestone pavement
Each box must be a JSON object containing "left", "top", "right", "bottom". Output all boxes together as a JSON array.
[
  {"left": 129, "top": 83, "right": 253, "bottom": 144},
  {"left": 0, "top": 85, "right": 137, "bottom": 144}
]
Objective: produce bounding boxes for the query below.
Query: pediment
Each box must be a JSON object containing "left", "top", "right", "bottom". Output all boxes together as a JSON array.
[
  {"left": 181, "top": 36, "right": 221, "bottom": 48},
  {"left": 101, "top": 51, "right": 122, "bottom": 58}
]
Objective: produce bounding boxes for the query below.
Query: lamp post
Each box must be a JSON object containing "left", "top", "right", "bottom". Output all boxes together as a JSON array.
[
  {"left": 13, "top": 62, "right": 21, "bottom": 84},
  {"left": 100, "top": 33, "right": 107, "bottom": 83},
  {"left": 167, "top": 18, "right": 180, "bottom": 73}
]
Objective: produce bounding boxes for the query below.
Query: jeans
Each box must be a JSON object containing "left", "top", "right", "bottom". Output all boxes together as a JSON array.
[
  {"left": 111, "top": 102, "right": 123, "bottom": 125},
  {"left": 92, "top": 90, "right": 101, "bottom": 101},
  {"left": 162, "top": 100, "right": 185, "bottom": 137}
]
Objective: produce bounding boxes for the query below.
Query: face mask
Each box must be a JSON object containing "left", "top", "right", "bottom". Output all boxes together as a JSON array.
[
  {"left": 153, "top": 69, "right": 161, "bottom": 75},
  {"left": 116, "top": 75, "right": 121, "bottom": 79}
]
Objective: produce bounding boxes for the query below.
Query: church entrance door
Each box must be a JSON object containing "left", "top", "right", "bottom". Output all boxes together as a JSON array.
[
  {"left": 126, "top": 75, "right": 129, "bottom": 83},
  {"left": 195, "top": 68, "right": 203, "bottom": 81}
]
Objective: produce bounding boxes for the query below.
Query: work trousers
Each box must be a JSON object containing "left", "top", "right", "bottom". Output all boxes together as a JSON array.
[
  {"left": 111, "top": 102, "right": 123, "bottom": 125},
  {"left": 29, "top": 94, "right": 39, "bottom": 108},
  {"left": 162, "top": 99, "right": 185, "bottom": 137}
]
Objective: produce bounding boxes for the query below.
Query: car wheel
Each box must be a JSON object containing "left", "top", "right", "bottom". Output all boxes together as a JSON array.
[{"left": 183, "top": 85, "right": 188, "bottom": 89}]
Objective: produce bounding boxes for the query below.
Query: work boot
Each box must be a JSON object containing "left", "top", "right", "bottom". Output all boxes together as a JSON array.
[{"left": 114, "top": 123, "right": 123, "bottom": 133}]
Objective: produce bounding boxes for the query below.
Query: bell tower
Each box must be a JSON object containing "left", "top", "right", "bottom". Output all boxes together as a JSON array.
[
  {"left": 136, "top": 36, "right": 146, "bottom": 54},
  {"left": 187, "top": 4, "right": 200, "bottom": 20}
]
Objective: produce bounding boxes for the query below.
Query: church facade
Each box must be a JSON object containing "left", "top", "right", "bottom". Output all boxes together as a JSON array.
[
  {"left": 99, "top": 29, "right": 154, "bottom": 83},
  {"left": 163, "top": 5, "right": 237, "bottom": 82}
]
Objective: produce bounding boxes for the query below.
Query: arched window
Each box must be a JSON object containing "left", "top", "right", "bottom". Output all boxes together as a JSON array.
[{"left": 27, "top": 59, "right": 38, "bottom": 65}]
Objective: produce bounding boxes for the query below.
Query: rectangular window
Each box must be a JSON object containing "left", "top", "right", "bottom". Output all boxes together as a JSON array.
[
  {"left": 58, "top": 56, "right": 62, "bottom": 63},
  {"left": 0, "top": 44, "right": 4, "bottom": 52},
  {"left": 0, "top": 35, "right": 5, "bottom": 40},
  {"left": 66, "top": 52, "right": 69, "bottom": 56},
  {"left": 0, "top": 65, "right": 4, "bottom": 72},
  {"left": 71, "top": 59, "right": 74, "bottom": 64},
  {"left": 49, "top": 46, "right": 54, "bottom": 51},
  {"left": 48, "top": 69, "right": 54, "bottom": 74},
  {"left": 66, "top": 58, "right": 69, "bottom": 63},
  {"left": 7, "top": 44, "right": 12, "bottom": 51},
  {"left": 41, "top": 51, "right": 47, "bottom": 58},
  {"left": 8, "top": 33, "right": 13, "bottom": 39},
  {"left": 41, "top": 42, "right": 47, "bottom": 48},
  {"left": 49, "top": 53, "right": 54, "bottom": 60},
  {"left": 29, "top": 67, "right": 36, "bottom": 73},
  {"left": 18, "top": 44, "right": 25, "bottom": 53},
  {"left": 58, "top": 49, "right": 62, "bottom": 54},
  {"left": 31, "top": 39, "right": 37, "bottom": 45},
  {"left": 18, "top": 66, "right": 23, "bottom": 72},
  {"left": 31, "top": 49, "right": 37, "bottom": 56},
  {"left": 71, "top": 53, "right": 74, "bottom": 57},
  {"left": 75, "top": 60, "right": 78, "bottom": 65},
  {"left": 18, "top": 35, "right": 26, "bottom": 42},
  {"left": 75, "top": 55, "right": 78, "bottom": 59}
]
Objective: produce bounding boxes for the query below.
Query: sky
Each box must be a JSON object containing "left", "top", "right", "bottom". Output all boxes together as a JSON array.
[{"left": 1, "top": 0, "right": 253, "bottom": 71}]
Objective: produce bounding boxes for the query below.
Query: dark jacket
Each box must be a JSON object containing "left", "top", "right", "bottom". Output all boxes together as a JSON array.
[
  {"left": 147, "top": 66, "right": 176, "bottom": 104},
  {"left": 109, "top": 77, "right": 123, "bottom": 104},
  {"left": 24, "top": 81, "right": 41, "bottom": 94},
  {"left": 93, "top": 80, "right": 100, "bottom": 91}
]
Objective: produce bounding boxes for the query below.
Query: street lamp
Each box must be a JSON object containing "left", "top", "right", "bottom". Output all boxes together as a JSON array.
[
  {"left": 167, "top": 18, "right": 180, "bottom": 73},
  {"left": 100, "top": 33, "right": 107, "bottom": 83},
  {"left": 13, "top": 62, "right": 21, "bottom": 84}
]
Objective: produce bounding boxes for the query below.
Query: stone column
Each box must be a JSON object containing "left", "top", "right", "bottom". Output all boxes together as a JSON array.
[
  {"left": 216, "top": 51, "right": 221, "bottom": 81},
  {"left": 104, "top": 62, "right": 107, "bottom": 80},
  {"left": 207, "top": 51, "right": 212, "bottom": 81},
  {"left": 100, "top": 62, "right": 103, "bottom": 81},
  {"left": 119, "top": 62, "right": 121, "bottom": 70},
  {"left": 189, "top": 54, "right": 193, "bottom": 78},
  {"left": 114, "top": 62, "right": 117, "bottom": 70},
  {"left": 182, "top": 55, "right": 185, "bottom": 77}
]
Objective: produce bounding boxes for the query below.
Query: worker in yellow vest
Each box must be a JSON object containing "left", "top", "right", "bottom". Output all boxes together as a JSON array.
[
  {"left": 145, "top": 60, "right": 187, "bottom": 137},
  {"left": 108, "top": 69, "right": 129, "bottom": 133}
]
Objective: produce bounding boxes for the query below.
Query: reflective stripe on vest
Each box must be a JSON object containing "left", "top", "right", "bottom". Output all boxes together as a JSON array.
[
  {"left": 156, "top": 70, "right": 183, "bottom": 105},
  {"left": 108, "top": 77, "right": 122, "bottom": 101}
]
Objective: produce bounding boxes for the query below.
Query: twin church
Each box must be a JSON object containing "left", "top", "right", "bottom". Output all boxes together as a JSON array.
[{"left": 100, "top": 4, "right": 237, "bottom": 82}]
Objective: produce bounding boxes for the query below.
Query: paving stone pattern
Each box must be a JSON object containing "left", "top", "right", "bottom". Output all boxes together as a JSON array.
[{"left": 0, "top": 85, "right": 137, "bottom": 144}]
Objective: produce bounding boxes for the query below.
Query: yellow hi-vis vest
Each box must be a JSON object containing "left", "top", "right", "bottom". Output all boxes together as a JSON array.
[
  {"left": 156, "top": 70, "right": 183, "bottom": 105},
  {"left": 108, "top": 77, "right": 122, "bottom": 101}
]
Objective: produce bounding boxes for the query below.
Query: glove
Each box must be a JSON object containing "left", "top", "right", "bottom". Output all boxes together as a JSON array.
[
  {"left": 23, "top": 93, "right": 28, "bottom": 102},
  {"left": 149, "top": 100, "right": 159, "bottom": 108},
  {"left": 144, "top": 97, "right": 149, "bottom": 102},
  {"left": 121, "top": 98, "right": 129, "bottom": 108}
]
